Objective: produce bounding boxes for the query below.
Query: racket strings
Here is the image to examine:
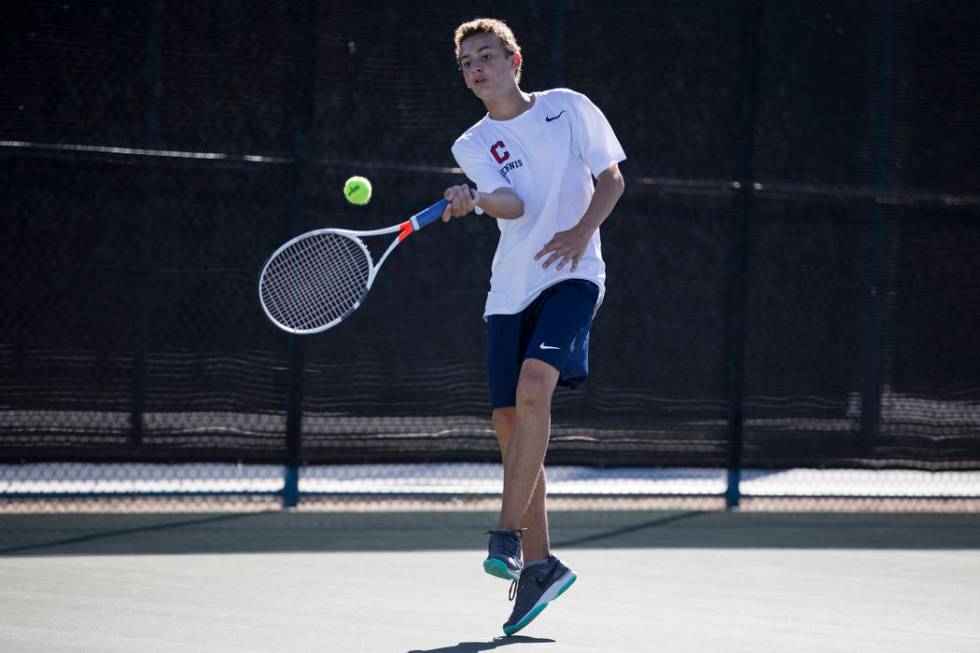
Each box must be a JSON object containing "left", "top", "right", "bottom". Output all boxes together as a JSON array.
[
  {"left": 267, "top": 236, "right": 366, "bottom": 328},
  {"left": 260, "top": 233, "right": 372, "bottom": 332}
]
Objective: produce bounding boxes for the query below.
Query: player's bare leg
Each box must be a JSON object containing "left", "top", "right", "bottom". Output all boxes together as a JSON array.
[
  {"left": 498, "top": 359, "right": 559, "bottom": 533},
  {"left": 492, "top": 407, "right": 550, "bottom": 562},
  {"left": 491, "top": 359, "right": 576, "bottom": 637}
]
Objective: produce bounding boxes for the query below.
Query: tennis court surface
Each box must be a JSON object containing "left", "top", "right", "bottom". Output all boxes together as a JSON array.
[{"left": 2, "top": 508, "right": 978, "bottom": 652}]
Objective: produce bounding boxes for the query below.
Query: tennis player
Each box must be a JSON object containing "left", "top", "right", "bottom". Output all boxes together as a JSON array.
[{"left": 441, "top": 18, "right": 626, "bottom": 635}]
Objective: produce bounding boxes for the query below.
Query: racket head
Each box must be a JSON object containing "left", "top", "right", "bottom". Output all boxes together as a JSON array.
[{"left": 259, "top": 229, "right": 375, "bottom": 334}]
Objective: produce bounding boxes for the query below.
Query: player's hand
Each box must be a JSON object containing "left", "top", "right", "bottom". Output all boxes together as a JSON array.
[
  {"left": 441, "top": 184, "right": 475, "bottom": 222},
  {"left": 535, "top": 224, "right": 593, "bottom": 272}
]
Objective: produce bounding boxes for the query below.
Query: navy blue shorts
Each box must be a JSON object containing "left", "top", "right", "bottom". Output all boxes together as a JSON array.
[{"left": 486, "top": 279, "right": 600, "bottom": 410}]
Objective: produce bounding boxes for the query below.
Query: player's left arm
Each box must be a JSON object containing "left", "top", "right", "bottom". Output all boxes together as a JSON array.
[{"left": 535, "top": 163, "right": 625, "bottom": 272}]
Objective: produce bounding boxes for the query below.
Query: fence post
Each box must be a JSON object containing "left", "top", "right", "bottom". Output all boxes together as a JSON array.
[
  {"left": 132, "top": 0, "right": 164, "bottom": 448},
  {"left": 725, "top": 0, "right": 763, "bottom": 509},
  {"left": 282, "top": 0, "right": 318, "bottom": 509},
  {"left": 549, "top": 0, "right": 568, "bottom": 88},
  {"left": 283, "top": 337, "right": 303, "bottom": 509},
  {"left": 860, "top": 0, "right": 897, "bottom": 441}
]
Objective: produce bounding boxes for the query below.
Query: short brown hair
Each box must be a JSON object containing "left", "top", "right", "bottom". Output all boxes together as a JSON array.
[{"left": 454, "top": 18, "right": 523, "bottom": 82}]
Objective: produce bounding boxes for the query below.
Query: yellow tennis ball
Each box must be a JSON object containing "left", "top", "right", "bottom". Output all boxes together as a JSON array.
[{"left": 344, "top": 175, "right": 372, "bottom": 205}]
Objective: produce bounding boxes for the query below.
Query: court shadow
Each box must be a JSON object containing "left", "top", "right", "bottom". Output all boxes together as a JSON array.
[
  {"left": 2, "top": 509, "right": 979, "bottom": 555},
  {"left": 407, "top": 635, "right": 555, "bottom": 652}
]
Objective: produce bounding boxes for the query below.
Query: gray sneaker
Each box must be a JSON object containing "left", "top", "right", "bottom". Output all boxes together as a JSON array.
[
  {"left": 503, "top": 555, "right": 576, "bottom": 636},
  {"left": 484, "top": 528, "right": 525, "bottom": 581}
]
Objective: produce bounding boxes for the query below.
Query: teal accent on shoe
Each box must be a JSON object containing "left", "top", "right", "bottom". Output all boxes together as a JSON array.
[
  {"left": 503, "top": 604, "right": 547, "bottom": 636},
  {"left": 556, "top": 573, "right": 577, "bottom": 597},
  {"left": 484, "top": 558, "right": 518, "bottom": 580}
]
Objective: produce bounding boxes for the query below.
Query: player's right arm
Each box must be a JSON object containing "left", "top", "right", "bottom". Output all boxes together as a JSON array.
[
  {"left": 442, "top": 185, "right": 523, "bottom": 221},
  {"left": 445, "top": 134, "right": 523, "bottom": 221}
]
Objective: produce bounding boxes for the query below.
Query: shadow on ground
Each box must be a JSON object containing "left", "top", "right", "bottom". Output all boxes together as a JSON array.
[
  {"left": 406, "top": 635, "right": 555, "bottom": 652},
  {"left": 1, "top": 509, "right": 978, "bottom": 556}
]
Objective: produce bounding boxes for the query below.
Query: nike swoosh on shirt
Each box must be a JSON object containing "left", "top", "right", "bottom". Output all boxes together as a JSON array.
[
  {"left": 539, "top": 343, "right": 561, "bottom": 350},
  {"left": 545, "top": 111, "right": 566, "bottom": 122}
]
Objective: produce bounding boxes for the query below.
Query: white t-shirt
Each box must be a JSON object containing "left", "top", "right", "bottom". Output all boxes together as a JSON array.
[{"left": 451, "top": 88, "right": 626, "bottom": 318}]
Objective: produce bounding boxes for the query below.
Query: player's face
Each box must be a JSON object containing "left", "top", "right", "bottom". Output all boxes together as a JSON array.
[{"left": 458, "top": 33, "right": 518, "bottom": 98}]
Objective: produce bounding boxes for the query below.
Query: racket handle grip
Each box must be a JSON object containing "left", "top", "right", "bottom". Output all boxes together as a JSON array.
[
  {"left": 412, "top": 189, "right": 479, "bottom": 231},
  {"left": 412, "top": 199, "right": 450, "bottom": 231}
]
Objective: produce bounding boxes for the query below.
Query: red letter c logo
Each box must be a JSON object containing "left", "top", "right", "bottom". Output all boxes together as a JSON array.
[{"left": 490, "top": 141, "right": 510, "bottom": 164}]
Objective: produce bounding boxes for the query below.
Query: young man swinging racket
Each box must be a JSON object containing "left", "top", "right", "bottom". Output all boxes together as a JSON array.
[{"left": 441, "top": 18, "right": 626, "bottom": 635}]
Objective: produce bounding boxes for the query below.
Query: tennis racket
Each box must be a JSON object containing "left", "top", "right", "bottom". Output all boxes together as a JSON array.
[{"left": 259, "top": 198, "right": 450, "bottom": 334}]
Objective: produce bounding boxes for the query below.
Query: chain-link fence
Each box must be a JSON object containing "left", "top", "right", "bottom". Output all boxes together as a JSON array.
[{"left": 2, "top": 1, "right": 979, "bottom": 510}]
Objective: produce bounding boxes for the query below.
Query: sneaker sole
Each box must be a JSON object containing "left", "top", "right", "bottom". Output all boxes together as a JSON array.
[
  {"left": 484, "top": 558, "right": 520, "bottom": 581},
  {"left": 503, "top": 570, "right": 577, "bottom": 636}
]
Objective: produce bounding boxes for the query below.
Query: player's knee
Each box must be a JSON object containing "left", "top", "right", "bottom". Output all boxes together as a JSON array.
[
  {"left": 493, "top": 407, "right": 516, "bottom": 431},
  {"left": 515, "top": 370, "right": 554, "bottom": 411},
  {"left": 492, "top": 407, "right": 517, "bottom": 449}
]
